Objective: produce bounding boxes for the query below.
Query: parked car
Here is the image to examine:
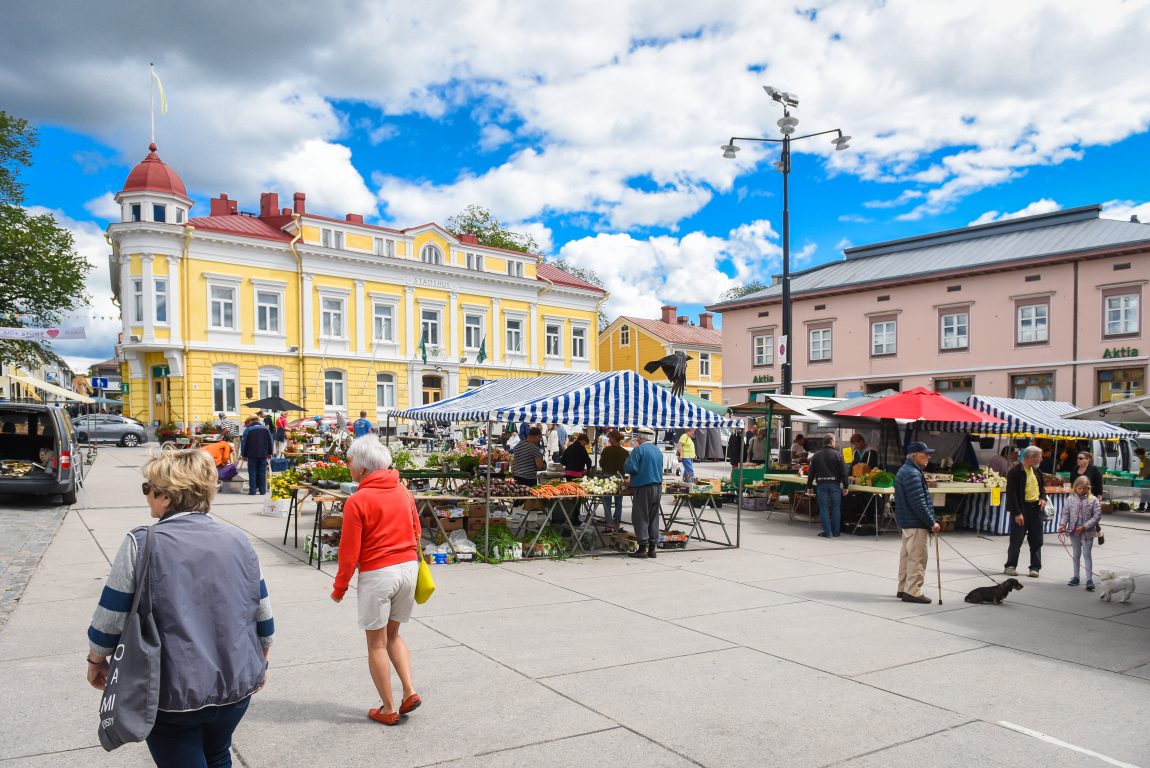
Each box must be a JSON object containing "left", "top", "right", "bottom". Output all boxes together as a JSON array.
[
  {"left": 73, "top": 414, "right": 149, "bottom": 447},
  {"left": 287, "top": 415, "right": 354, "bottom": 433},
  {"left": 0, "top": 403, "right": 83, "bottom": 504}
]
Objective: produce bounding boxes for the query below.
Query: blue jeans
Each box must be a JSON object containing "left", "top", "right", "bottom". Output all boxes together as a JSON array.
[
  {"left": 816, "top": 482, "right": 842, "bottom": 536},
  {"left": 247, "top": 458, "right": 268, "bottom": 495},
  {"left": 146, "top": 696, "right": 251, "bottom": 767},
  {"left": 602, "top": 495, "right": 623, "bottom": 524},
  {"left": 681, "top": 458, "right": 695, "bottom": 483}
]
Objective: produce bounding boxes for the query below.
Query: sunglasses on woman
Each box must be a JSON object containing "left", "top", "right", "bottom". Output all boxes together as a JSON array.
[{"left": 141, "top": 482, "right": 154, "bottom": 496}]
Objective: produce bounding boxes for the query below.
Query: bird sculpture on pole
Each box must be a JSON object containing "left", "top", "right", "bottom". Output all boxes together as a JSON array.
[{"left": 644, "top": 351, "right": 692, "bottom": 398}]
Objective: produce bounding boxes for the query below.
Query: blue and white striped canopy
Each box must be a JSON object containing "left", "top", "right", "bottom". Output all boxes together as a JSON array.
[
  {"left": 387, "top": 371, "right": 735, "bottom": 428},
  {"left": 921, "top": 396, "right": 1136, "bottom": 439}
]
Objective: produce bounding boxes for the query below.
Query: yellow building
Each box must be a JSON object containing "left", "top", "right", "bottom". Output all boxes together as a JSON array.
[
  {"left": 598, "top": 306, "right": 723, "bottom": 399},
  {"left": 108, "top": 144, "right": 606, "bottom": 430}
]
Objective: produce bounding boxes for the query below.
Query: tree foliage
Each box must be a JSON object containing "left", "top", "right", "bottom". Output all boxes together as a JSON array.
[
  {"left": 446, "top": 204, "right": 540, "bottom": 254},
  {"left": 0, "top": 112, "right": 91, "bottom": 368},
  {"left": 719, "top": 280, "right": 770, "bottom": 302},
  {"left": 547, "top": 258, "right": 610, "bottom": 330}
]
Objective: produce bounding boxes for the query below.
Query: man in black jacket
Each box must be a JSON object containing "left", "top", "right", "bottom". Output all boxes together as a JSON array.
[
  {"left": 1004, "top": 445, "right": 1048, "bottom": 578},
  {"left": 807, "top": 435, "right": 849, "bottom": 538},
  {"left": 241, "top": 417, "right": 275, "bottom": 495}
]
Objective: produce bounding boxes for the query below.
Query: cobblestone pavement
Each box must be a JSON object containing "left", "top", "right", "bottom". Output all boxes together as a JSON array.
[{"left": 0, "top": 500, "right": 68, "bottom": 631}]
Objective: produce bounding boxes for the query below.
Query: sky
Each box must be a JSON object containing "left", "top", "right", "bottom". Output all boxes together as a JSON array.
[{"left": 4, "top": 0, "right": 1150, "bottom": 373}]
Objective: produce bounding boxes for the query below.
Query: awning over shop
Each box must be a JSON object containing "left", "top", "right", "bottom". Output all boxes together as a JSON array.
[
  {"left": 387, "top": 371, "right": 735, "bottom": 428},
  {"left": 920, "top": 395, "right": 1136, "bottom": 439},
  {"left": 727, "top": 395, "right": 838, "bottom": 427},
  {"left": 8, "top": 373, "right": 94, "bottom": 404},
  {"left": 1066, "top": 393, "right": 1150, "bottom": 427}
]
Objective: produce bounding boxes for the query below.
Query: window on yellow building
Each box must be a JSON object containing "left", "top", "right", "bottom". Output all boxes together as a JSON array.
[
  {"left": 321, "top": 228, "right": 332, "bottom": 248},
  {"left": 209, "top": 285, "right": 236, "bottom": 330},
  {"left": 373, "top": 303, "right": 395, "bottom": 342},
  {"left": 256, "top": 291, "right": 281, "bottom": 334},
  {"left": 620, "top": 325, "right": 630, "bottom": 345},
  {"left": 464, "top": 314, "right": 483, "bottom": 350},
  {"left": 376, "top": 373, "right": 396, "bottom": 409},
  {"left": 572, "top": 326, "right": 587, "bottom": 360},
  {"left": 699, "top": 352, "right": 711, "bottom": 377},
  {"left": 154, "top": 279, "right": 167, "bottom": 324},
  {"left": 212, "top": 365, "right": 238, "bottom": 413},
  {"left": 420, "top": 309, "right": 440, "bottom": 346},
  {"left": 506, "top": 318, "right": 524, "bottom": 354},
  {"left": 324, "top": 370, "right": 346, "bottom": 409},
  {"left": 545, "top": 324, "right": 561, "bottom": 357},
  {"left": 506, "top": 260, "right": 524, "bottom": 278},
  {"left": 321, "top": 297, "right": 345, "bottom": 338},
  {"left": 466, "top": 252, "right": 484, "bottom": 271},
  {"left": 421, "top": 244, "right": 443, "bottom": 265},
  {"left": 258, "top": 367, "right": 282, "bottom": 399},
  {"left": 132, "top": 279, "right": 144, "bottom": 324}
]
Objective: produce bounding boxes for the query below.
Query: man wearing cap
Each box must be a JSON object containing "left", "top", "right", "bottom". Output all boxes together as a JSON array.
[
  {"left": 512, "top": 427, "right": 546, "bottom": 491},
  {"left": 624, "top": 427, "right": 664, "bottom": 558},
  {"left": 1004, "top": 445, "right": 1048, "bottom": 577},
  {"left": 894, "top": 441, "right": 941, "bottom": 603}
]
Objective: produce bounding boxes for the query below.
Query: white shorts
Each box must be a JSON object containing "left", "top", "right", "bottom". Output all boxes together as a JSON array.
[{"left": 356, "top": 560, "right": 419, "bottom": 630}]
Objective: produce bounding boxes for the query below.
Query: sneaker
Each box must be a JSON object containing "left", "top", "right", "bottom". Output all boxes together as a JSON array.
[
  {"left": 1003, "top": 567, "right": 1018, "bottom": 577},
  {"left": 1086, "top": 581, "right": 1095, "bottom": 591},
  {"left": 1028, "top": 569, "right": 1040, "bottom": 578},
  {"left": 1067, "top": 577, "right": 1080, "bottom": 586}
]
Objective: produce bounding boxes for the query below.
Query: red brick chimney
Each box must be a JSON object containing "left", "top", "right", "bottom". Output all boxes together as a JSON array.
[
  {"left": 259, "top": 192, "right": 279, "bottom": 218},
  {"left": 345, "top": 213, "right": 364, "bottom": 224},
  {"left": 459, "top": 233, "right": 480, "bottom": 245},
  {"left": 660, "top": 305, "right": 677, "bottom": 324},
  {"left": 699, "top": 312, "right": 714, "bottom": 329},
  {"left": 293, "top": 192, "right": 306, "bottom": 214},
  {"left": 209, "top": 193, "right": 237, "bottom": 217},
  {"left": 677, "top": 316, "right": 689, "bottom": 325}
]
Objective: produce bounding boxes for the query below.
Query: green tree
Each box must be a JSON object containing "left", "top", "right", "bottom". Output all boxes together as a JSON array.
[
  {"left": 446, "top": 204, "right": 540, "bottom": 254},
  {"left": 719, "top": 280, "right": 769, "bottom": 302},
  {"left": 548, "top": 258, "right": 609, "bottom": 330},
  {"left": 0, "top": 112, "right": 91, "bottom": 368}
]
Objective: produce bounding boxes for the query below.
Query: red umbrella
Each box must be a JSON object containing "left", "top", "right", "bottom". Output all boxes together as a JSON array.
[{"left": 835, "top": 387, "right": 1004, "bottom": 423}]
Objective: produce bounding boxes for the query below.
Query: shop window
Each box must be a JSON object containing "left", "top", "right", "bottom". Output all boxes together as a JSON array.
[
  {"left": 940, "top": 311, "right": 969, "bottom": 350},
  {"left": 1104, "top": 291, "right": 1140, "bottom": 336},
  {"left": 699, "top": 352, "right": 711, "bottom": 377},
  {"left": 321, "top": 297, "right": 345, "bottom": 338},
  {"left": 420, "top": 244, "right": 442, "bottom": 265},
  {"left": 464, "top": 314, "right": 482, "bottom": 350},
  {"left": 1097, "top": 367, "right": 1145, "bottom": 404},
  {"left": 212, "top": 365, "right": 238, "bottom": 413},
  {"left": 753, "top": 334, "right": 774, "bottom": 366},
  {"left": 571, "top": 326, "right": 587, "bottom": 359},
  {"left": 258, "top": 367, "right": 282, "bottom": 399},
  {"left": 871, "top": 320, "right": 896, "bottom": 356},
  {"left": 154, "top": 279, "right": 168, "bottom": 324},
  {"left": 373, "top": 303, "right": 395, "bottom": 342},
  {"left": 209, "top": 284, "right": 237, "bottom": 330},
  {"left": 256, "top": 290, "right": 281, "bottom": 334},
  {"left": 323, "top": 370, "right": 346, "bottom": 409},
  {"left": 1016, "top": 303, "right": 1049, "bottom": 344},
  {"left": 506, "top": 318, "right": 524, "bottom": 354},
  {"left": 809, "top": 327, "right": 832, "bottom": 362},
  {"left": 420, "top": 309, "right": 440, "bottom": 346},
  {"left": 546, "top": 324, "right": 561, "bottom": 357},
  {"left": 1011, "top": 372, "right": 1054, "bottom": 400},
  {"left": 376, "top": 373, "right": 396, "bottom": 409},
  {"left": 935, "top": 376, "right": 974, "bottom": 401}
]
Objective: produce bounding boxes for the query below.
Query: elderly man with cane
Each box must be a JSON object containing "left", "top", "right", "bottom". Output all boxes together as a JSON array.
[
  {"left": 1004, "top": 445, "right": 1048, "bottom": 578},
  {"left": 894, "top": 441, "right": 941, "bottom": 604}
]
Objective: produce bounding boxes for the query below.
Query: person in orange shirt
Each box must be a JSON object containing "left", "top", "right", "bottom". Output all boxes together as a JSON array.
[
  {"left": 331, "top": 437, "right": 422, "bottom": 725},
  {"left": 200, "top": 439, "right": 233, "bottom": 468}
]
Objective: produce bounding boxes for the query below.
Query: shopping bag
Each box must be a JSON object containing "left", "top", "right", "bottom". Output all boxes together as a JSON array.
[
  {"left": 218, "top": 463, "right": 239, "bottom": 482},
  {"left": 98, "top": 527, "right": 162, "bottom": 751},
  {"left": 415, "top": 557, "right": 436, "bottom": 604}
]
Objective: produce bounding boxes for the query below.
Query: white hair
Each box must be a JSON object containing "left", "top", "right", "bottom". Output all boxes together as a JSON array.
[
  {"left": 346, "top": 436, "right": 392, "bottom": 473},
  {"left": 1022, "top": 446, "right": 1043, "bottom": 460}
]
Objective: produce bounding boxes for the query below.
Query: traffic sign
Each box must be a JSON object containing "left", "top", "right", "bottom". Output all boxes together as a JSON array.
[{"left": 91, "top": 377, "right": 109, "bottom": 389}]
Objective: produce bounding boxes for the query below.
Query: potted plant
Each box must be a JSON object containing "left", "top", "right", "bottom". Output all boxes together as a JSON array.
[{"left": 154, "top": 422, "right": 181, "bottom": 443}]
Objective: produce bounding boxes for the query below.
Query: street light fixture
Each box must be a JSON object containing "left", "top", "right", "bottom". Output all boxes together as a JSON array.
[{"left": 722, "top": 86, "right": 849, "bottom": 448}]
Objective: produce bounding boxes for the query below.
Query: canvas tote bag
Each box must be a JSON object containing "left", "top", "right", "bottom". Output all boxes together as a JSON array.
[{"left": 98, "top": 526, "right": 162, "bottom": 751}]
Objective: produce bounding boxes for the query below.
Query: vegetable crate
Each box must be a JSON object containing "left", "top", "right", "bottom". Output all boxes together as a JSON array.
[
  {"left": 658, "top": 531, "right": 688, "bottom": 549},
  {"left": 304, "top": 534, "right": 339, "bottom": 562},
  {"left": 741, "top": 495, "right": 771, "bottom": 511}
]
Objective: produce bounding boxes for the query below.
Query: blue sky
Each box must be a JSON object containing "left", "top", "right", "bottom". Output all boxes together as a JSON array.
[{"left": 4, "top": 0, "right": 1150, "bottom": 371}]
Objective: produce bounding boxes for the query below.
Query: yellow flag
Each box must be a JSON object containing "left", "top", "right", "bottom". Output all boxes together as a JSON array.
[{"left": 151, "top": 67, "right": 168, "bottom": 113}]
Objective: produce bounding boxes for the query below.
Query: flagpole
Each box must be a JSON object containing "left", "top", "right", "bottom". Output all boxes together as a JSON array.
[{"left": 150, "top": 62, "right": 155, "bottom": 145}]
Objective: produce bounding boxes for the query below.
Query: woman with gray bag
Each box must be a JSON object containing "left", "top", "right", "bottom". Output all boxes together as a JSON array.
[{"left": 86, "top": 449, "right": 276, "bottom": 766}]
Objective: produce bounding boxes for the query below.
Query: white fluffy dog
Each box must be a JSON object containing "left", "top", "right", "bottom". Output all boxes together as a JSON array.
[{"left": 1097, "top": 571, "right": 1136, "bottom": 603}]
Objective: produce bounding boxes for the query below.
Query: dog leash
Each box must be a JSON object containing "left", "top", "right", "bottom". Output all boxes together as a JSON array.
[
  {"left": 1055, "top": 531, "right": 1103, "bottom": 581},
  {"left": 934, "top": 533, "right": 1000, "bottom": 584}
]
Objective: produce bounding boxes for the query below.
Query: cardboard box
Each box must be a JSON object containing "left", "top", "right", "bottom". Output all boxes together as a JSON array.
[
  {"left": 467, "top": 516, "right": 506, "bottom": 533},
  {"left": 441, "top": 518, "right": 465, "bottom": 533}
]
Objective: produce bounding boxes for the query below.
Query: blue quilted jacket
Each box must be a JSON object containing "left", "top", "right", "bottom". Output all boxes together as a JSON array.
[{"left": 893, "top": 458, "right": 936, "bottom": 529}]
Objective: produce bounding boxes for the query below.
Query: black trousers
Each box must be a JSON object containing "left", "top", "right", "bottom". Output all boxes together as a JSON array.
[{"left": 1005, "top": 501, "right": 1044, "bottom": 571}]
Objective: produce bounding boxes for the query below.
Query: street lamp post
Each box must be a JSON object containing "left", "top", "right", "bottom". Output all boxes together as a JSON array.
[{"left": 722, "top": 86, "right": 849, "bottom": 455}]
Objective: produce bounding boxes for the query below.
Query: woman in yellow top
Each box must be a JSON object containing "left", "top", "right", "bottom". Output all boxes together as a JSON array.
[{"left": 677, "top": 428, "right": 697, "bottom": 484}]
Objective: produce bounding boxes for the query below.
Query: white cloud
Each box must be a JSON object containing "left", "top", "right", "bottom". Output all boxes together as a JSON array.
[
  {"left": 83, "top": 192, "right": 120, "bottom": 221},
  {"left": 1101, "top": 199, "right": 1150, "bottom": 224},
  {"left": 269, "top": 139, "right": 377, "bottom": 217},
  {"left": 837, "top": 213, "right": 871, "bottom": 224},
  {"left": 968, "top": 198, "right": 1061, "bottom": 226},
  {"left": 477, "top": 124, "right": 514, "bottom": 152}
]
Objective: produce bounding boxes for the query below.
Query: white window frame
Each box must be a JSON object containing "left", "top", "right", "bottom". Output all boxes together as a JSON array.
[
  {"left": 152, "top": 203, "right": 166, "bottom": 223},
  {"left": 212, "top": 364, "right": 238, "bottom": 414},
  {"left": 132, "top": 279, "right": 144, "bottom": 324},
  {"left": 871, "top": 320, "right": 896, "bottom": 356},
  {"left": 153, "top": 278, "right": 168, "bottom": 324},
  {"left": 324, "top": 369, "right": 346, "bottom": 410},
  {"left": 421, "top": 244, "right": 443, "bottom": 265},
  {"left": 466, "top": 252, "right": 484, "bottom": 271},
  {"left": 699, "top": 351, "right": 711, "bottom": 377},
  {"left": 420, "top": 307, "right": 441, "bottom": 347},
  {"left": 941, "top": 312, "right": 969, "bottom": 350},
  {"left": 332, "top": 231, "right": 343, "bottom": 250},
  {"left": 376, "top": 373, "right": 396, "bottom": 409},
  {"left": 1017, "top": 304, "right": 1049, "bottom": 344},
  {"left": 175, "top": 208, "right": 185, "bottom": 224},
  {"left": 505, "top": 316, "right": 524, "bottom": 355},
  {"left": 372, "top": 301, "right": 396, "bottom": 343},
  {"left": 809, "top": 328, "right": 832, "bottom": 361},
  {"left": 373, "top": 237, "right": 385, "bottom": 257},
  {"left": 208, "top": 283, "right": 238, "bottom": 330},
  {"left": 255, "top": 288, "right": 282, "bottom": 334},
  {"left": 506, "top": 260, "right": 524, "bottom": 278},
  {"left": 258, "top": 367, "right": 283, "bottom": 400},
  {"left": 464, "top": 313, "right": 483, "bottom": 351},
  {"left": 753, "top": 334, "right": 773, "bottom": 366},
  {"left": 1105, "top": 293, "right": 1139, "bottom": 336},
  {"left": 385, "top": 239, "right": 395, "bottom": 258},
  {"left": 620, "top": 325, "right": 630, "bottom": 346},
  {"left": 130, "top": 203, "right": 141, "bottom": 222},
  {"left": 545, "top": 323, "right": 562, "bottom": 358},
  {"left": 571, "top": 325, "right": 588, "bottom": 360},
  {"left": 320, "top": 295, "right": 346, "bottom": 339},
  {"left": 321, "top": 228, "right": 332, "bottom": 248}
]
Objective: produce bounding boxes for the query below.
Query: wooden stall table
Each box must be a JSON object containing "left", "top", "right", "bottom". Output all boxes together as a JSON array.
[
  {"left": 412, "top": 494, "right": 473, "bottom": 557},
  {"left": 663, "top": 491, "right": 732, "bottom": 546},
  {"left": 400, "top": 470, "right": 473, "bottom": 493},
  {"left": 512, "top": 494, "right": 598, "bottom": 556},
  {"left": 299, "top": 483, "right": 347, "bottom": 569},
  {"left": 282, "top": 483, "right": 315, "bottom": 548}
]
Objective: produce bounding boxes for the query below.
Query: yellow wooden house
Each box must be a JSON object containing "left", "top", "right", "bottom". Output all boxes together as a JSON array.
[{"left": 598, "top": 306, "right": 723, "bottom": 399}]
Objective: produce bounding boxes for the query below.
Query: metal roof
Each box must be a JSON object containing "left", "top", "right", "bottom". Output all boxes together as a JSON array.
[{"left": 711, "top": 205, "right": 1150, "bottom": 307}]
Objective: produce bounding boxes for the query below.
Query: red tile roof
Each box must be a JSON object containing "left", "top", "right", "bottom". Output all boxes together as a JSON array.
[
  {"left": 304, "top": 213, "right": 403, "bottom": 234},
  {"left": 621, "top": 316, "right": 722, "bottom": 347},
  {"left": 537, "top": 262, "right": 606, "bottom": 293},
  {"left": 122, "top": 143, "right": 189, "bottom": 199},
  {"left": 188, "top": 214, "right": 292, "bottom": 242}
]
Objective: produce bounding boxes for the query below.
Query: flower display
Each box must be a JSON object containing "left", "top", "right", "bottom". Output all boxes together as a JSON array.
[{"left": 967, "top": 468, "right": 1006, "bottom": 489}]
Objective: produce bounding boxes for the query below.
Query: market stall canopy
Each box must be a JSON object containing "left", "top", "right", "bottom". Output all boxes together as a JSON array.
[
  {"left": 244, "top": 396, "right": 304, "bottom": 412},
  {"left": 654, "top": 383, "right": 728, "bottom": 416},
  {"left": 812, "top": 390, "right": 897, "bottom": 414},
  {"left": 920, "top": 395, "right": 1136, "bottom": 439},
  {"left": 836, "top": 387, "right": 1004, "bottom": 423},
  {"left": 726, "top": 395, "right": 838, "bottom": 427},
  {"left": 386, "top": 371, "right": 735, "bottom": 428},
  {"left": 1065, "top": 393, "right": 1150, "bottom": 427},
  {"left": 7, "top": 372, "right": 94, "bottom": 404}
]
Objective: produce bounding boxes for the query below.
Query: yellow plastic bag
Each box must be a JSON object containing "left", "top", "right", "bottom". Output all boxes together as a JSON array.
[{"left": 415, "top": 557, "right": 436, "bottom": 604}]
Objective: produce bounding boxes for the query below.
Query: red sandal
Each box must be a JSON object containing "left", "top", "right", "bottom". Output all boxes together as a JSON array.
[
  {"left": 399, "top": 693, "right": 422, "bottom": 714},
  {"left": 368, "top": 707, "right": 400, "bottom": 725}
]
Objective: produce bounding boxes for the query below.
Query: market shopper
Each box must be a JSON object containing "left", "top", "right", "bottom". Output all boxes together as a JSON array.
[
  {"left": 274, "top": 413, "right": 288, "bottom": 457},
  {"left": 331, "top": 437, "right": 422, "bottom": 726},
  {"left": 240, "top": 416, "right": 274, "bottom": 496},
  {"left": 561, "top": 433, "right": 594, "bottom": 478},
  {"left": 1069, "top": 451, "right": 1104, "bottom": 498},
  {"left": 807, "top": 434, "right": 849, "bottom": 538},
  {"left": 86, "top": 450, "right": 274, "bottom": 764},
  {"left": 599, "top": 431, "right": 628, "bottom": 529},
  {"left": 894, "top": 441, "right": 941, "bottom": 603},
  {"left": 1004, "top": 445, "right": 1048, "bottom": 578},
  {"left": 512, "top": 427, "right": 546, "bottom": 489},
  {"left": 1059, "top": 475, "right": 1102, "bottom": 590},
  {"left": 987, "top": 445, "right": 1018, "bottom": 477},
  {"left": 625, "top": 427, "right": 664, "bottom": 558},
  {"left": 1137, "top": 448, "right": 1150, "bottom": 512},
  {"left": 848, "top": 433, "right": 879, "bottom": 469},
  {"left": 677, "top": 428, "right": 697, "bottom": 484},
  {"left": 790, "top": 433, "right": 808, "bottom": 464},
  {"left": 727, "top": 426, "right": 748, "bottom": 467},
  {"left": 750, "top": 428, "right": 767, "bottom": 465}
]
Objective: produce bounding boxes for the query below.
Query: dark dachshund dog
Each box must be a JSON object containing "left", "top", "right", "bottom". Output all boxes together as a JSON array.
[{"left": 964, "top": 578, "right": 1024, "bottom": 604}]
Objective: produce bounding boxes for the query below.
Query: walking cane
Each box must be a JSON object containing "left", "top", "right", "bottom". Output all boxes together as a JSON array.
[{"left": 935, "top": 534, "right": 943, "bottom": 605}]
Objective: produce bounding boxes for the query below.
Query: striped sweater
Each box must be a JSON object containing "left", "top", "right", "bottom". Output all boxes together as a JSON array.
[{"left": 87, "top": 512, "right": 275, "bottom": 657}]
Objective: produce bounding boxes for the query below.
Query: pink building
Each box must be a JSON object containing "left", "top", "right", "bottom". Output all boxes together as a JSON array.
[{"left": 708, "top": 205, "right": 1148, "bottom": 408}]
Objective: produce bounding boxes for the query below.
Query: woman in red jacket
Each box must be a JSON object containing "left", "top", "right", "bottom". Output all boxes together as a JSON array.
[{"left": 331, "top": 437, "right": 422, "bottom": 725}]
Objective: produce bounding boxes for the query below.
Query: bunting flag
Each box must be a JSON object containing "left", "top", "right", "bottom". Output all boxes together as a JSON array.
[
  {"left": 151, "top": 64, "right": 168, "bottom": 113},
  {"left": 476, "top": 337, "right": 487, "bottom": 364},
  {"left": 419, "top": 330, "right": 428, "bottom": 364},
  {"left": 0, "top": 327, "right": 86, "bottom": 340}
]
